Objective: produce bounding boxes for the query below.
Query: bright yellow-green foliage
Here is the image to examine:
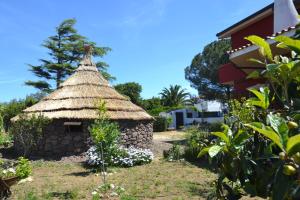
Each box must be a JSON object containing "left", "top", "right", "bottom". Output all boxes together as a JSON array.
[
  {"left": 16, "top": 157, "right": 32, "bottom": 179},
  {"left": 200, "top": 28, "right": 300, "bottom": 199}
]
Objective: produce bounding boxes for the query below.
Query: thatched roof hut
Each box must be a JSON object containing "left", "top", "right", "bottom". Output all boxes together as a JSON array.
[
  {"left": 13, "top": 50, "right": 153, "bottom": 157},
  {"left": 15, "top": 55, "right": 152, "bottom": 121}
]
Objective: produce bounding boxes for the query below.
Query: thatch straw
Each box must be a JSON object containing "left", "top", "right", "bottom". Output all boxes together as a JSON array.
[{"left": 12, "top": 56, "right": 152, "bottom": 121}]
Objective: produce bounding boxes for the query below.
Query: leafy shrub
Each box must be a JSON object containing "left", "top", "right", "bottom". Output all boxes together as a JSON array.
[
  {"left": 0, "top": 157, "right": 31, "bottom": 179},
  {"left": 88, "top": 101, "right": 121, "bottom": 170},
  {"left": 88, "top": 100, "right": 153, "bottom": 170},
  {"left": 163, "top": 144, "right": 182, "bottom": 161},
  {"left": 153, "top": 116, "right": 172, "bottom": 132},
  {"left": 199, "top": 31, "right": 300, "bottom": 199},
  {"left": 207, "top": 122, "right": 222, "bottom": 132},
  {"left": 0, "top": 133, "right": 13, "bottom": 147},
  {"left": 0, "top": 94, "right": 41, "bottom": 132},
  {"left": 86, "top": 146, "right": 153, "bottom": 167},
  {"left": 183, "top": 126, "right": 213, "bottom": 161},
  {"left": 1, "top": 100, "right": 25, "bottom": 132},
  {"left": 10, "top": 114, "right": 50, "bottom": 156},
  {"left": 16, "top": 157, "right": 31, "bottom": 179}
]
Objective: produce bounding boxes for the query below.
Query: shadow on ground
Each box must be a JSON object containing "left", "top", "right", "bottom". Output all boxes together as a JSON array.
[
  {"left": 64, "top": 171, "right": 92, "bottom": 177},
  {"left": 47, "top": 191, "right": 77, "bottom": 199}
]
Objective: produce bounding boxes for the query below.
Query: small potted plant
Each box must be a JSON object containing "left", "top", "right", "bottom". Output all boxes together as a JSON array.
[{"left": 0, "top": 157, "right": 31, "bottom": 198}]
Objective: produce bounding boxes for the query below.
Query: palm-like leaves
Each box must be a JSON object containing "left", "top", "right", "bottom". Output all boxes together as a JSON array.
[{"left": 160, "top": 85, "right": 190, "bottom": 107}]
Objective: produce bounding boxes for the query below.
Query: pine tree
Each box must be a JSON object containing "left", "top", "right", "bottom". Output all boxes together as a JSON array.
[
  {"left": 185, "top": 39, "right": 231, "bottom": 101},
  {"left": 26, "top": 19, "right": 113, "bottom": 92}
]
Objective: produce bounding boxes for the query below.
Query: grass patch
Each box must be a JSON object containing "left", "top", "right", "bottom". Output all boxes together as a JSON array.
[{"left": 11, "top": 159, "right": 216, "bottom": 199}]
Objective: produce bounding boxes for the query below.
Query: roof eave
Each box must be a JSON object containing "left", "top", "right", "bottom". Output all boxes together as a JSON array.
[
  {"left": 217, "top": 0, "right": 300, "bottom": 39},
  {"left": 217, "top": 4, "right": 273, "bottom": 39}
]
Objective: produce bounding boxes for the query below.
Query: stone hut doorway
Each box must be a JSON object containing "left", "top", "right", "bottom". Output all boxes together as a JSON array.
[{"left": 64, "top": 122, "right": 83, "bottom": 134}]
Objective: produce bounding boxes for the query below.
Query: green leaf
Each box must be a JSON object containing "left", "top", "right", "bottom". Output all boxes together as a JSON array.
[
  {"left": 248, "top": 58, "right": 266, "bottom": 65},
  {"left": 267, "top": 113, "right": 289, "bottom": 147},
  {"left": 292, "top": 113, "right": 300, "bottom": 121},
  {"left": 246, "top": 98, "right": 265, "bottom": 109},
  {"left": 245, "top": 122, "right": 284, "bottom": 151},
  {"left": 245, "top": 35, "right": 273, "bottom": 61},
  {"left": 212, "top": 131, "right": 230, "bottom": 144},
  {"left": 286, "top": 134, "right": 300, "bottom": 156},
  {"left": 247, "top": 87, "right": 270, "bottom": 110},
  {"left": 208, "top": 145, "right": 222, "bottom": 158},
  {"left": 290, "top": 61, "right": 300, "bottom": 80},
  {"left": 272, "top": 166, "right": 295, "bottom": 200},
  {"left": 198, "top": 147, "right": 210, "bottom": 158},
  {"left": 274, "top": 35, "right": 300, "bottom": 54},
  {"left": 233, "top": 130, "right": 251, "bottom": 145},
  {"left": 246, "top": 70, "right": 260, "bottom": 79}
]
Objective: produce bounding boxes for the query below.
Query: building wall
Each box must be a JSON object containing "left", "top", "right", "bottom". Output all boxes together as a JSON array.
[
  {"left": 167, "top": 108, "right": 224, "bottom": 129},
  {"left": 231, "top": 14, "right": 274, "bottom": 49},
  {"left": 14, "top": 119, "right": 153, "bottom": 157}
]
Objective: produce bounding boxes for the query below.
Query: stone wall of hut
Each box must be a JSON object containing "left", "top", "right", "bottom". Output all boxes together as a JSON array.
[
  {"left": 14, "top": 119, "right": 153, "bottom": 157},
  {"left": 118, "top": 120, "right": 153, "bottom": 149}
]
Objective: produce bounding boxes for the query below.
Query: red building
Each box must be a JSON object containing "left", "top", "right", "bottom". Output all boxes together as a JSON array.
[{"left": 217, "top": 0, "right": 300, "bottom": 96}]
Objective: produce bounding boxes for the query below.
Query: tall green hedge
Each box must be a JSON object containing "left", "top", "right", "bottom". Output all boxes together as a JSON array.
[{"left": 153, "top": 116, "right": 172, "bottom": 132}]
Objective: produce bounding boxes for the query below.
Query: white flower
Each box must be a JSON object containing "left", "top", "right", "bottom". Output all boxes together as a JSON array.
[
  {"left": 110, "top": 184, "right": 115, "bottom": 189},
  {"left": 86, "top": 145, "right": 154, "bottom": 167},
  {"left": 110, "top": 192, "right": 118, "bottom": 196},
  {"left": 2, "top": 170, "right": 7, "bottom": 174},
  {"left": 92, "top": 191, "right": 97, "bottom": 195},
  {"left": 8, "top": 168, "right": 16, "bottom": 174}
]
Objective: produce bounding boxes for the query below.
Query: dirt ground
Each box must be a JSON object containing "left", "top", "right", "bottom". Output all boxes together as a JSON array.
[
  {"left": 153, "top": 131, "right": 186, "bottom": 141},
  {"left": 151, "top": 131, "right": 186, "bottom": 158}
]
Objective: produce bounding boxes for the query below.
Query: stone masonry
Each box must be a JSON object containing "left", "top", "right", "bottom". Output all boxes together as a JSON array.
[
  {"left": 118, "top": 120, "right": 153, "bottom": 149},
  {"left": 14, "top": 119, "right": 153, "bottom": 157}
]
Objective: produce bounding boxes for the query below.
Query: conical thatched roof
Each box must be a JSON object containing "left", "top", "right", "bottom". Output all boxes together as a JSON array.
[{"left": 14, "top": 51, "right": 152, "bottom": 121}]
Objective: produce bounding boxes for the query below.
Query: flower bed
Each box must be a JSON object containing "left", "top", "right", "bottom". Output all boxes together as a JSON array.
[{"left": 86, "top": 146, "right": 154, "bottom": 167}]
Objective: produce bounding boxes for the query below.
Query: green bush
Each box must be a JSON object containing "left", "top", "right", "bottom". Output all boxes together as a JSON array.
[
  {"left": 10, "top": 114, "right": 50, "bottom": 156},
  {"left": 1, "top": 100, "right": 25, "bottom": 132},
  {"left": 153, "top": 116, "right": 172, "bottom": 132},
  {"left": 89, "top": 101, "right": 121, "bottom": 165},
  {"left": 198, "top": 32, "right": 300, "bottom": 199},
  {"left": 0, "top": 94, "right": 41, "bottom": 132},
  {"left": 0, "top": 133, "right": 12, "bottom": 147},
  {"left": 147, "top": 107, "right": 166, "bottom": 116},
  {"left": 16, "top": 157, "right": 32, "bottom": 179},
  {"left": 207, "top": 122, "right": 222, "bottom": 132},
  {"left": 163, "top": 144, "right": 182, "bottom": 161},
  {"left": 183, "top": 126, "right": 212, "bottom": 161}
]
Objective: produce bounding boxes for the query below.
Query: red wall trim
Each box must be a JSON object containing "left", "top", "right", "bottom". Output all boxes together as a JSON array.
[
  {"left": 231, "top": 14, "right": 274, "bottom": 49},
  {"left": 219, "top": 63, "right": 246, "bottom": 84}
]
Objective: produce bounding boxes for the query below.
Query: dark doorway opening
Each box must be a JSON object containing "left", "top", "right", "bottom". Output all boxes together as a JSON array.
[{"left": 175, "top": 112, "right": 184, "bottom": 129}]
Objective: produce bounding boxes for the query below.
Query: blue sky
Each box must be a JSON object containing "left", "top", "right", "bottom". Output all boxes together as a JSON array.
[{"left": 0, "top": 0, "right": 272, "bottom": 102}]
